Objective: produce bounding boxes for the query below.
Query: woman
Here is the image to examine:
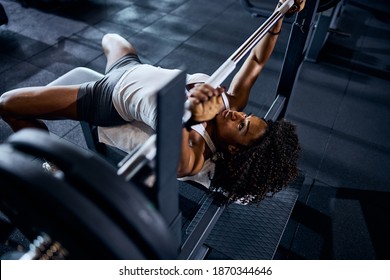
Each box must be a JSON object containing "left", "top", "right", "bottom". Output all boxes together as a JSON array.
[{"left": 0, "top": 0, "right": 303, "bottom": 204}]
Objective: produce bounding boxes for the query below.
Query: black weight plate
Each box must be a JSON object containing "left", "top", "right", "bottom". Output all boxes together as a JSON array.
[
  {"left": 7, "top": 129, "right": 176, "bottom": 259},
  {"left": 0, "top": 145, "right": 145, "bottom": 259}
]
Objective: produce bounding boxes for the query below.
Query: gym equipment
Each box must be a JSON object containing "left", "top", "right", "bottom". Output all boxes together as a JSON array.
[
  {"left": 0, "top": 142, "right": 146, "bottom": 259},
  {"left": 0, "top": 128, "right": 177, "bottom": 259},
  {"left": 240, "top": 0, "right": 341, "bottom": 18},
  {"left": 306, "top": 0, "right": 345, "bottom": 62},
  {"left": 266, "top": 0, "right": 319, "bottom": 120}
]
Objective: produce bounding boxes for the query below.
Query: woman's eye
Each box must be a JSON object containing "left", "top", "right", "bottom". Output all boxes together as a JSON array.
[{"left": 239, "top": 122, "right": 245, "bottom": 130}]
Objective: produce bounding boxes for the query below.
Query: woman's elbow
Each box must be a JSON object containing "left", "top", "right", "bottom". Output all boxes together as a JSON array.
[{"left": 177, "top": 160, "right": 202, "bottom": 178}]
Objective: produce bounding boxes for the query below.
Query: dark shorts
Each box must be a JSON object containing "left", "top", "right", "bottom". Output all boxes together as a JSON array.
[{"left": 76, "top": 54, "right": 142, "bottom": 126}]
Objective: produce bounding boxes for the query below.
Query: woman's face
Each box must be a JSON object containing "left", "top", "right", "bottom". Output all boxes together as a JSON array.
[{"left": 214, "top": 110, "right": 268, "bottom": 148}]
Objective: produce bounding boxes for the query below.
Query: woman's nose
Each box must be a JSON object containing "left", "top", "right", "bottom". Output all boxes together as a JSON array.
[{"left": 231, "top": 111, "right": 245, "bottom": 121}]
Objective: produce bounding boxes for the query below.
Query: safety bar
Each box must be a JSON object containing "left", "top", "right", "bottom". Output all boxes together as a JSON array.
[{"left": 117, "top": 134, "right": 157, "bottom": 182}]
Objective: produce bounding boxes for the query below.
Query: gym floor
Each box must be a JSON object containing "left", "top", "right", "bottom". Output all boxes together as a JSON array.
[{"left": 0, "top": 0, "right": 389, "bottom": 259}]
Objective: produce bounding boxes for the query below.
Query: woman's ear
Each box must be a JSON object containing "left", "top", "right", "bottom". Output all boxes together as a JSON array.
[{"left": 227, "top": 144, "right": 239, "bottom": 154}]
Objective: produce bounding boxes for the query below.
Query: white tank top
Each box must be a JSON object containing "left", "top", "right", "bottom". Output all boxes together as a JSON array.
[
  {"left": 178, "top": 124, "right": 217, "bottom": 188},
  {"left": 179, "top": 73, "right": 231, "bottom": 188}
]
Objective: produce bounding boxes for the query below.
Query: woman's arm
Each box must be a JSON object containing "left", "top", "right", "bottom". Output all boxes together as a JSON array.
[
  {"left": 227, "top": 0, "right": 305, "bottom": 111},
  {"left": 177, "top": 127, "right": 206, "bottom": 177},
  {"left": 227, "top": 3, "right": 284, "bottom": 111}
]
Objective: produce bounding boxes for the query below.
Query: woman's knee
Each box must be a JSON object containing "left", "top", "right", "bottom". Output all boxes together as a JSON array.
[
  {"left": 102, "top": 33, "right": 137, "bottom": 56},
  {"left": 0, "top": 89, "right": 29, "bottom": 116},
  {"left": 0, "top": 93, "right": 19, "bottom": 125},
  {"left": 0, "top": 91, "right": 13, "bottom": 117}
]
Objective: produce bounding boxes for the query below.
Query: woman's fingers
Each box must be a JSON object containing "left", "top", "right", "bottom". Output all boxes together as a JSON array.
[
  {"left": 187, "top": 83, "right": 226, "bottom": 122},
  {"left": 190, "top": 95, "right": 223, "bottom": 122},
  {"left": 189, "top": 83, "right": 222, "bottom": 102}
]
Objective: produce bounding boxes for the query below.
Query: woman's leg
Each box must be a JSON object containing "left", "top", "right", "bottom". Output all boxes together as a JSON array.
[
  {"left": 0, "top": 33, "right": 134, "bottom": 132},
  {"left": 102, "top": 33, "right": 138, "bottom": 73},
  {"left": 0, "top": 85, "right": 80, "bottom": 132}
]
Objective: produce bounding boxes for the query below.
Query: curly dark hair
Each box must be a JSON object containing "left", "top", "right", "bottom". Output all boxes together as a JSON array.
[{"left": 210, "top": 119, "right": 300, "bottom": 205}]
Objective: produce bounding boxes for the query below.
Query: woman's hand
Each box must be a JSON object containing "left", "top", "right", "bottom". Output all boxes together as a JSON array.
[
  {"left": 280, "top": 0, "right": 305, "bottom": 14},
  {"left": 290, "top": 0, "right": 305, "bottom": 13},
  {"left": 188, "top": 84, "right": 225, "bottom": 122}
]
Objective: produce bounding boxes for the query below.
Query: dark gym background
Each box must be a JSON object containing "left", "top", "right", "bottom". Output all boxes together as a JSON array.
[{"left": 0, "top": 0, "right": 389, "bottom": 259}]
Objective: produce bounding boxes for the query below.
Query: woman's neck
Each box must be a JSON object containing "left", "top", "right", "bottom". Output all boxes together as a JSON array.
[{"left": 205, "top": 119, "right": 220, "bottom": 155}]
